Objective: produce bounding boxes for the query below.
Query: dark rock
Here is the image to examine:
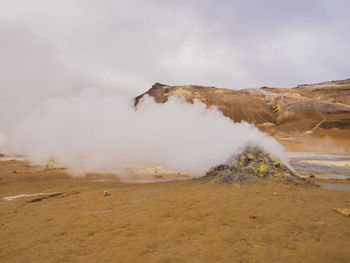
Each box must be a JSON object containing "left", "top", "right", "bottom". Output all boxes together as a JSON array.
[
  {"left": 29, "top": 193, "right": 63, "bottom": 203},
  {"left": 202, "top": 146, "right": 307, "bottom": 185}
]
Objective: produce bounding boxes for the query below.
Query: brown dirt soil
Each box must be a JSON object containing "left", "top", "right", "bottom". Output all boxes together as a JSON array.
[{"left": 1, "top": 161, "right": 350, "bottom": 263}]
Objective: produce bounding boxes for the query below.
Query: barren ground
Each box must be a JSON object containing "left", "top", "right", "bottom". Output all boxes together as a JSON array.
[{"left": 1, "top": 161, "right": 350, "bottom": 262}]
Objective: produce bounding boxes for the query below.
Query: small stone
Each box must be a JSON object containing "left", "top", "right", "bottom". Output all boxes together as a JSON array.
[
  {"left": 12, "top": 171, "right": 17, "bottom": 173},
  {"left": 273, "top": 159, "right": 281, "bottom": 168},
  {"left": 257, "top": 173, "right": 266, "bottom": 178},
  {"left": 249, "top": 215, "right": 257, "bottom": 219},
  {"left": 247, "top": 153, "right": 254, "bottom": 160},
  {"left": 333, "top": 208, "right": 350, "bottom": 217},
  {"left": 104, "top": 191, "right": 111, "bottom": 196},
  {"left": 309, "top": 175, "right": 315, "bottom": 178},
  {"left": 240, "top": 155, "right": 247, "bottom": 166},
  {"left": 273, "top": 192, "right": 278, "bottom": 196}
]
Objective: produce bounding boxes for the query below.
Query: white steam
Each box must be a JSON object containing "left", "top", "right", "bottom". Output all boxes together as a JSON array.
[
  {"left": 1, "top": 89, "right": 287, "bottom": 176},
  {"left": 0, "top": 21, "right": 288, "bottom": 177}
]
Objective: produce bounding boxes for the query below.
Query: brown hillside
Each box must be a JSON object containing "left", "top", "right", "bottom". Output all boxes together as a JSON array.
[
  {"left": 135, "top": 83, "right": 276, "bottom": 124},
  {"left": 135, "top": 79, "right": 350, "bottom": 152}
]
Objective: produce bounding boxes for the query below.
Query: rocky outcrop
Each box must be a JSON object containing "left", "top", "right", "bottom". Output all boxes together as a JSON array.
[{"left": 201, "top": 147, "right": 308, "bottom": 185}]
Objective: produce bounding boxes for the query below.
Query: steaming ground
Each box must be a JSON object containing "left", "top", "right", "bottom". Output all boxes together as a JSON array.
[{"left": 0, "top": 90, "right": 287, "bottom": 177}]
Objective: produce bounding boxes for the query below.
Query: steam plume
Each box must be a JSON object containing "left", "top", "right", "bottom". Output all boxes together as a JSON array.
[
  {"left": 0, "top": 21, "right": 288, "bottom": 176},
  {"left": 1, "top": 90, "right": 287, "bottom": 176}
]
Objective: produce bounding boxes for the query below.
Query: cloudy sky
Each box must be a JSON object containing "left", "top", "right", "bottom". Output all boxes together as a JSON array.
[{"left": 1, "top": 0, "right": 349, "bottom": 96}]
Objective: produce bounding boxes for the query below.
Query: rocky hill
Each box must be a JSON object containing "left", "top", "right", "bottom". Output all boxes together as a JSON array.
[
  {"left": 201, "top": 147, "right": 303, "bottom": 185},
  {"left": 135, "top": 79, "right": 350, "bottom": 152}
]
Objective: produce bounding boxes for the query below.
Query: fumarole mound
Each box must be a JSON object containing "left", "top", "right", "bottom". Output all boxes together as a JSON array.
[{"left": 202, "top": 147, "right": 306, "bottom": 185}]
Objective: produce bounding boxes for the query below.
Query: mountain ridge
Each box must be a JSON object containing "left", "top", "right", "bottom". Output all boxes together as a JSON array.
[{"left": 135, "top": 78, "right": 350, "bottom": 152}]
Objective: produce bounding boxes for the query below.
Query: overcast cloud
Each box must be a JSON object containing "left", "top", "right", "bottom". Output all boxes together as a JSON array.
[{"left": 0, "top": 0, "right": 349, "bottom": 96}]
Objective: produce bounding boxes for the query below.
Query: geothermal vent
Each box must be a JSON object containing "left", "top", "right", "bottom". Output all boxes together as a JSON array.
[{"left": 202, "top": 147, "right": 307, "bottom": 185}]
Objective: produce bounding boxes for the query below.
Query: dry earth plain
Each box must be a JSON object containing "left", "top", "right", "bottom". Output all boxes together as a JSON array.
[{"left": 1, "top": 161, "right": 350, "bottom": 263}]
